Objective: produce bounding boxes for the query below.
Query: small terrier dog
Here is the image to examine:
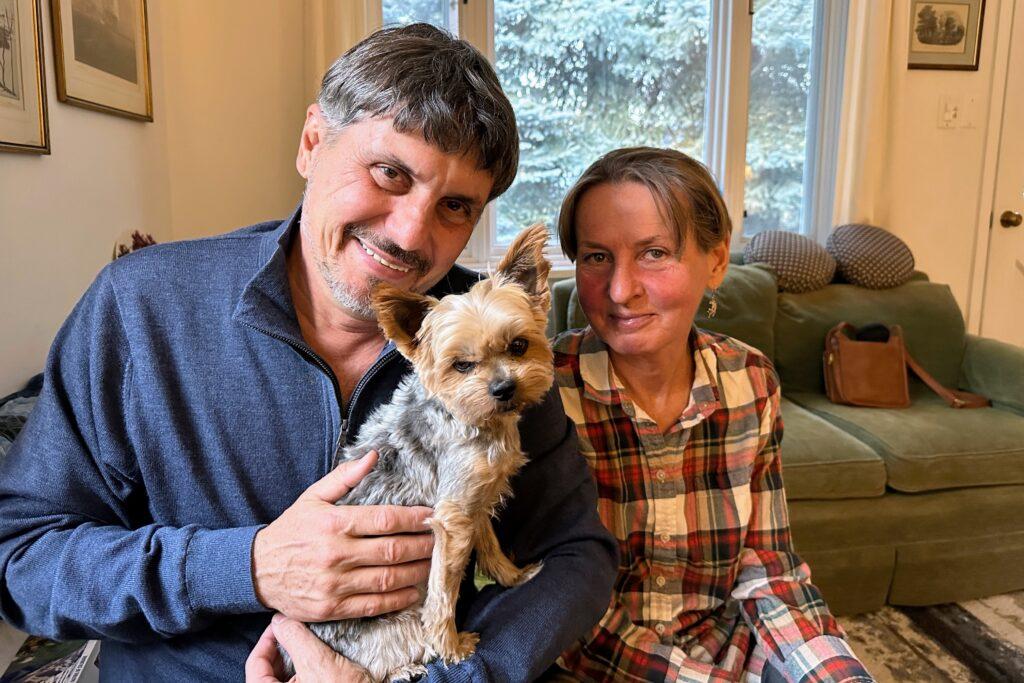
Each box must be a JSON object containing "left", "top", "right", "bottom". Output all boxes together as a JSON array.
[{"left": 289, "top": 224, "right": 554, "bottom": 681}]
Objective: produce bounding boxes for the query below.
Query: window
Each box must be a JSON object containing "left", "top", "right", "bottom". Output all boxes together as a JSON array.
[
  {"left": 492, "top": 1, "right": 711, "bottom": 247},
  {"left": 381, "top": 0, "right": 455, "bottom": 32},
  {"left": 372, "top": 0, "right": 844, "bottom": 267},
  {"left": 744, "top": 0, "right": 816, "bottom": 236}
]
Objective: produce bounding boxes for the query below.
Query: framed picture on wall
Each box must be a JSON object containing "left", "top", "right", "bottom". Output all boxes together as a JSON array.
[
  {"left": 908, "top": 0, "right": 985, "bottom": 70},
  {"left": 50, "top": 0, "right": 152, "bottom": 121},
  {"left": 0, "top": 0, "right": 50, "bottom": 153}
]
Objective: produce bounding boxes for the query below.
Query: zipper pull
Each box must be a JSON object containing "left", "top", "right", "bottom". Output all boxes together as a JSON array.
[{"left": 331, "top": 419, "right": 349, "bottom": 470}]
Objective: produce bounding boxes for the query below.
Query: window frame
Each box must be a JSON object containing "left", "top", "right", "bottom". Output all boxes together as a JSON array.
[{"left": 370, "top": 0, "right": 847, "bottom": 271}]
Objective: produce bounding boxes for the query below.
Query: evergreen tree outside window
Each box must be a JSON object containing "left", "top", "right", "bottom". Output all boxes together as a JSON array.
[
  {"left": 374, "top": 0, "right": 831, "bottom": 261},
  {"left": 745, "top": 0, "right": 815, "bottom": 236}
]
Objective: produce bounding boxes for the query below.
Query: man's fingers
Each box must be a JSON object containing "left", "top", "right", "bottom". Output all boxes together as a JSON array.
[
  {"left": 271, "top": 615, "right": 372, "bottom": 681},
  {"left": 303, "top": 451, "right": 379, "bottom": 503},
  {"left": 326, "top": 586, "right": 422, "bottom": 621},
  {"left": 244, "top": 624, "right": 282, "bottom": 682},
  {"left": 333, "top": 504, "right": 435, "bottom": 537},
  {"left": 342, "top": 559, "right": 430, "bottom": 595},
  {"left": 348, "top": 531, "right": 435, "bottom": 567}
]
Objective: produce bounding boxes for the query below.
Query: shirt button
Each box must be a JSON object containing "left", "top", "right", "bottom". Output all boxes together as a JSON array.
[
  {"left": 660, "top": 532, "right": 671, "bottom": 542},
  {"left": 655, "top": 623, "right": 666, "bottom": 635},
  {"left": 656, "top": 469, "right": 666, "bottom": 482},
  {"left": 656, "top": 575, "right": 666, "bottom": 587}
]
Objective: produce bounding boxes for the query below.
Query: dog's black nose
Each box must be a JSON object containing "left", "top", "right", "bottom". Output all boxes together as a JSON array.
[{"left": 489, "top": 379, "right": 516, "bottom": 402}]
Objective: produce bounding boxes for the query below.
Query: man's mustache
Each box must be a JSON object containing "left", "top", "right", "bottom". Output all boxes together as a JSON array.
[{"left": 344, "top": 224, "right": 431, "bottom": 274}]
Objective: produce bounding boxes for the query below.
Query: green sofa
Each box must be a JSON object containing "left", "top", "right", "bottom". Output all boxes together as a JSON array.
[{"left": 549, "top": 259, "right": 1024, "bottom": 616}]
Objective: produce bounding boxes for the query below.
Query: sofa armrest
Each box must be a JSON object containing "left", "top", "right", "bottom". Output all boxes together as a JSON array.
[{"left": 960, "top": 334, "right": 1024, "bottom": 415}]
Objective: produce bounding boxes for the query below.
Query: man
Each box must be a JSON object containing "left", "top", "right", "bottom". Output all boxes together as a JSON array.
[{"left": 0, "top": 24, "right": 617, "bottom": 681}]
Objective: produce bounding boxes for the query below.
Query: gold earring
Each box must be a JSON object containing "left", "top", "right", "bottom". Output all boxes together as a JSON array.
[{"left": 706, "top": 290, "right": 718, "bottom": 318}]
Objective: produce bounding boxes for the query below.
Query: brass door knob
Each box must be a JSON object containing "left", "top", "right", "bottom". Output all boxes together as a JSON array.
[{"left": 1001, "top": 210, "right": 1023, "bottom": 228}]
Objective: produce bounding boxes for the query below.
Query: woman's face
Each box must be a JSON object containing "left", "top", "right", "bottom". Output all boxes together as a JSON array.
[{"left": 574, "top": 181, "right": 729, "bottom": 360}]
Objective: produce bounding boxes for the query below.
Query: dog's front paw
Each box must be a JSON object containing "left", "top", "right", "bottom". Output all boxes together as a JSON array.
[
  {"left": 389, "top": 663, "right": 428, "bottom": 682},
  {"left": 434, "top": 630, "right": 479, "bottom": 665},
  {"left": 447, "top": 630, "right": 479, "bottom": 663},
  {"left": 515, "top": 561, "right": 543, "bottom": 585}
]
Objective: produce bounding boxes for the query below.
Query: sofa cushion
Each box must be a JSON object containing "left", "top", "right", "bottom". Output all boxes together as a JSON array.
[
  {"left": 553, "top": 263, "right": 779, "bottom": 360},
  {"left": 827, "top": 224, "right": 915, "bottom": 289},
  {"left": 787, "top": 388, "right": 1024, "bottom": 493},
  {"left": 779, "top": 398, "right": 887, "bottom": 500},
  {"left": 743, "top": 230, "right": 836, "bottom": 293},
  {"left": 774, "top": 279, "right": 966, "bottom": 393}
]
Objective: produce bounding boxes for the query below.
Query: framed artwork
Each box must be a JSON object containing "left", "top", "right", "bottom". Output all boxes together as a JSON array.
[
  {"left": 50, "top": 0, "right": 152, "bottom": 120},
  {"left": 0, "top": 0, "right": 50, "bottom": 154},
  {"left": 908, "top": 0, "right": 986, "bottom": 70}
]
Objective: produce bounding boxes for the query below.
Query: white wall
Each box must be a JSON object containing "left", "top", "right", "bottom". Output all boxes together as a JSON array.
[
  {"left": 878, "top": 0, "right": 1007, "bottom": 314},
  {"left": 0, "top": 0, "right": 309, "bottom": 395}
]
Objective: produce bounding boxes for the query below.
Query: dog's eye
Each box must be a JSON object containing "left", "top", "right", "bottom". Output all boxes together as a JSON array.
[
  {"left": 453, "top": 360, "right": 475, "bottom": 373},
  {"left": 509, "top": 338, "right": 529, "bottom": 357}
]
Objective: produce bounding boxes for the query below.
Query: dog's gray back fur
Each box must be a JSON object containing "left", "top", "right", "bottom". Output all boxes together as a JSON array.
[{"left": 291, "top": 372, "right": 523, "bottom": 681}]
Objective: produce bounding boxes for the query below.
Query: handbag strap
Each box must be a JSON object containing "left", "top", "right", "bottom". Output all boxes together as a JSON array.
[{"left": 903, "top": 347, "right": 991, "bottom": 409}]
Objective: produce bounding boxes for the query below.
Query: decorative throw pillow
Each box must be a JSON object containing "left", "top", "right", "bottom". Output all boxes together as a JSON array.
[
  {"left": 827, "top": 224, "right": 915, "bottom": 289},
  {"left": 742, "top": 230, "right": 836, "bottom": 293}
]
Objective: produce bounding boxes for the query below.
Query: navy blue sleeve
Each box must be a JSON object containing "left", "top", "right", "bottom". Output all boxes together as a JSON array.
[
  {"left": 0, "top": 267, "right": 265, "bottom": 642},
  {"left": 426, "top": 390, "right": 618, "bottom": 682}
]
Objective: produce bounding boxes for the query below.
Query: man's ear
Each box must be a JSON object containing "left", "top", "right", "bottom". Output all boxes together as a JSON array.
[
  {"left": 494, "top": 223, "right": 551, "bottom": 313},
  {"left": 296, "top": 104, "right": 326, "bottom": 180},
  {"left": 372, "top": 284, "right": 438, "bottom": 360}
]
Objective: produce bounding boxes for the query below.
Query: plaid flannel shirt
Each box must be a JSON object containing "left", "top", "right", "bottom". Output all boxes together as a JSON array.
[{"left": 551, "top": 327, "right": 873, "bottom": 683}]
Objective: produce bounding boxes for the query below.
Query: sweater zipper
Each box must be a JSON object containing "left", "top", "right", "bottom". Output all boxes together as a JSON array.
[
  {"left": 339, "top": 347, "right": 399, "bottom": 448},
  {"left": 242, "top": 321, "right": 401, "bottom": 465}
]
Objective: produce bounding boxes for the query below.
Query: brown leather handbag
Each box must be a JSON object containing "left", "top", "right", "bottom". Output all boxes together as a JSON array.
[{"left": 823, "top": 322, "right": 990, "bottom": 409}]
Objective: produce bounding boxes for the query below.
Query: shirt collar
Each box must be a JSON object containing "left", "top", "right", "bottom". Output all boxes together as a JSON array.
[{"left": 577, "top": 325, "right": 722, "bottom": 428}]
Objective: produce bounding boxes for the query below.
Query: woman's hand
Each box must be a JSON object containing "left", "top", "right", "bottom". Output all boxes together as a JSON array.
[{"left": 245, "top": 613, "right": 372, "bottom": 682}]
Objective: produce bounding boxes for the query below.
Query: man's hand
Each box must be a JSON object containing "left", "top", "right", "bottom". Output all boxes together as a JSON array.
[
  {"left": 245, "top": 613, "right": 371, "bottom": 682},
  {"left": 252, "top": 451, "right": 434, "bottom": 621}
]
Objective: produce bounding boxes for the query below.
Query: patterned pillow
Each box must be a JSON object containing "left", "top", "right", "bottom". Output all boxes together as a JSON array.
[
  {"left": 742, "top": 230, "right": 836, "bottom": 293},
  {"left": 827, "top": 224, "right": 915, "bottom": 289}
]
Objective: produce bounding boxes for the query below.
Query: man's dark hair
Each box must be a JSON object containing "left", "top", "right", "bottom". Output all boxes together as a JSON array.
[{"left": 317, "top": 23, "right": 518, "bottom": 201}]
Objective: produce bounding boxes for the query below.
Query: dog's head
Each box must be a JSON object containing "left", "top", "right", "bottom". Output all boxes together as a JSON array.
[{"left": 372, "top": 224, "right": 554, "bottom": 427}]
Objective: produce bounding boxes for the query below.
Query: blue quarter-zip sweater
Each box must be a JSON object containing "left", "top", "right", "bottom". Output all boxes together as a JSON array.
[{"left": 0, "top": 211, "right": 617, "bottom": 682}]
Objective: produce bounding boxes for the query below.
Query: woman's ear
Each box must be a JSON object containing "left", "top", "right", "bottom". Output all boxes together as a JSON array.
[{"left": 707, "top": 238, "right": 731, "bottom": 290}]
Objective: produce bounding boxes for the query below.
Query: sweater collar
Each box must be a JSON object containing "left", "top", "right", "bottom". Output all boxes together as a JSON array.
[{"left": 232, "top": 204, "right": 484, "bottom": 347}]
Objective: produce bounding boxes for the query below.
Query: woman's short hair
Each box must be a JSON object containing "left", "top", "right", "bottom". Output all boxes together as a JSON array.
[
  {"left": 557, "top": 147, "right": 732, "bottom": 261},
  {"left": 317, "top": 23, "right": 518, "bottom": 201}
]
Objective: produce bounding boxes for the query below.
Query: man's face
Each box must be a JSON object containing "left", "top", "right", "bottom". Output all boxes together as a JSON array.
[{"left": 295, "top": 109, "right": 494, "bottom": 320}]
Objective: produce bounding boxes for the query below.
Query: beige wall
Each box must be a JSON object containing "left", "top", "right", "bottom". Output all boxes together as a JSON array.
[
  {"left": 0, "top": 0, "right": 309, "bottom": 395},
  {"left": 878, "top": 0, "right": 1007, "bottom": 315},
  {"left": 156, "top": 1, "right": 307, "bottom": 241}
]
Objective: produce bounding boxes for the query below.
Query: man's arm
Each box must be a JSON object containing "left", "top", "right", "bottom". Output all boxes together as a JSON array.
[
  {"left": 732, "top": 372, "right": 873, "bottom": 683},
  {"left": 426, "top": 390, "right": 619, "bottom": 682},
  {"left": 0, "top": 267, "right": 265, "bottom": 642}
]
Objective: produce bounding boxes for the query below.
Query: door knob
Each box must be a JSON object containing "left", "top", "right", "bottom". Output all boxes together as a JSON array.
[{"left": 1000, "top": 210, "right": 1023, "bottom": 228}]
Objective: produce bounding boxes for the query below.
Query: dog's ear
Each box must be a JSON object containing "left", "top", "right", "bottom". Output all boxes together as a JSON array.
[
  {"left": 495, "top": 223, "right": 551, "bottom": 313},
  {"left": 372, "top": 284, "right": 438, "bottom": 359}
]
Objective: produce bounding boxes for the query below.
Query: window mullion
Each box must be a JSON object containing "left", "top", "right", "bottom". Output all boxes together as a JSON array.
[
  {"left": 705, "top": 0, "right": 752, "bottom": 246},
  {"left": 804, "top": 0, "right": 848, "bottom": 243}
]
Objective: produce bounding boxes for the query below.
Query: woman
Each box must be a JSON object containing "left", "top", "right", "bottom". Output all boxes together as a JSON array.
[{"left": 548, "top": 148, "right": 871, "bottom": 682}]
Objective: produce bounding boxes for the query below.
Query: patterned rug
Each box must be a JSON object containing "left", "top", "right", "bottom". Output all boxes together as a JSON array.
[{"left": 840, "top": 591, "right": 1024, "bottom": 682}]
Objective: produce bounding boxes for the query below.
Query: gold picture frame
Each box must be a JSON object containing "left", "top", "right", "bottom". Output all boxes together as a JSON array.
[
  {"left": 908, "top": 0, "right": 986, "bottom": 71},
  {"left": 0, "top": 0, "right": 50, "bottom": 153},
  {"left": 50, "top": 0, "right": 152, "bottom": 121}
]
